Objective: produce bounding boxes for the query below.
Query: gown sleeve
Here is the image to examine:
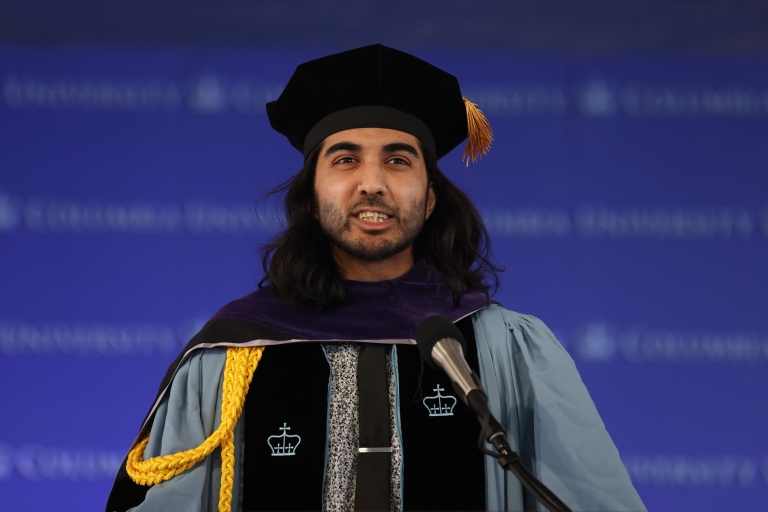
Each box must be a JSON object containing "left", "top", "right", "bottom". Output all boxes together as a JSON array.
[
  {"left": 473, "top": 305, "right": 646, "bottom": 512},
  {"left": 126, "top": 347, "right": 245, "bottom": 512}
]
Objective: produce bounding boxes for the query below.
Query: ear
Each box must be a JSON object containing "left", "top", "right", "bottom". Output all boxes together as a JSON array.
[{"left": 425, "top": 181, "right": 436, "bottom": 220}]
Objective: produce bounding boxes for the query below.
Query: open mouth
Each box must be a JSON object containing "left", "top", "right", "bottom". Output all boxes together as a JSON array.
[{"left": 356, "top": 211, "right": 391, "bottom": 223}]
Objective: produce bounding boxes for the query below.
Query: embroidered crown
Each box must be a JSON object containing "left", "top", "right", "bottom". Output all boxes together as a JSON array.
[
  {"left": 267, "top": 423, "right": 302, "bottom": 456},
  {"left": 422, "top": 385, "right": 457, "bottom": 417}
]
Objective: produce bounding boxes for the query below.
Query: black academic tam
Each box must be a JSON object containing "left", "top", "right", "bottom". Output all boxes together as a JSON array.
[{"left": 266, "top": 44, "right": 471, "bottom": 160}]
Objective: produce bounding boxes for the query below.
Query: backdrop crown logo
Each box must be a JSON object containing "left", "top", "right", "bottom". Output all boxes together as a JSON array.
[
  {"left": 422, "top": 385, "right": 457, "bottom": 417},
  {"left": 267, "top": 423, "right": 301, "bottom": 456}
]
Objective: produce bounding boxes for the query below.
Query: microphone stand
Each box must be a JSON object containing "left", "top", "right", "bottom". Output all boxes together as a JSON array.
[{"left": 467, "top": 390, "right": 573, "bottom": 512}]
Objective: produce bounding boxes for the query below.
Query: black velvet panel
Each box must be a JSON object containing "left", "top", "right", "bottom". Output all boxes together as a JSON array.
[
  {"left": 398, "top": 316, "right": 485, "bottom": 511},
  {"left": 242, "top": 342, "right": 330, "bottom": 511}
]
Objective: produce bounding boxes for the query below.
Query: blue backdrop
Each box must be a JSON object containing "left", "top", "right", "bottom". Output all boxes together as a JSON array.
[{"left": 0, "top": 46, "right": 767, "bottom": 512}]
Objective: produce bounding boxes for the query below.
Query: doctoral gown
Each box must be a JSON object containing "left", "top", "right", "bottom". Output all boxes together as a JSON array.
[{"left": 105, "top": 262, "right": 646, "bottom": 512}]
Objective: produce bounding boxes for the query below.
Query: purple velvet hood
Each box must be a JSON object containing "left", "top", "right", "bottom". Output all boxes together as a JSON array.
[{"left": 211, "top": 261, "right": 496, "bottom": 343}]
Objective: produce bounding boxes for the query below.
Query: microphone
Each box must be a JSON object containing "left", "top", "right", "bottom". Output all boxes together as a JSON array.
[
  {"left": 415, "top": 315, "right": 506, "bottom": 438},
  {"left": 415, "top": 315, "right": 480, "bottom": 401},
  {"left": 415, "top": 315, "right": 572, "bottom": 512}
]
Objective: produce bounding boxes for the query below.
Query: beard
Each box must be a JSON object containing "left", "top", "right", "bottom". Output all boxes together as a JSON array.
[{"left": 317, "top": 194, "right": 427, "bottom": 262}]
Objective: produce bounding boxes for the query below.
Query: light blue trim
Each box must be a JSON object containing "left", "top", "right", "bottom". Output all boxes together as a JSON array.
[
  {"left": 320, "top": 344, "right": 332, "bottom": 506},
  {"left": 391, "top": 344, "right": 405, "bottom": 510}
]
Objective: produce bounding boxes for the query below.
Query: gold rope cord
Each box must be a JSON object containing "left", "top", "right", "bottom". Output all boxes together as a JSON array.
[
  {"left": 126, "top": 346, "right": 264, "bottom": 512},
  {"left": 462, "top": 96, "right": 494, "bottom": 166}
]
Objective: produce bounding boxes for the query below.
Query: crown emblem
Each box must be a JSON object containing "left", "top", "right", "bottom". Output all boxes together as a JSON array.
[
  {"left": 267, "top": 423, "right": 301, "bottom": 456},
  {"left": 422, "top": 385, "right": 457, "bottom": 417}
]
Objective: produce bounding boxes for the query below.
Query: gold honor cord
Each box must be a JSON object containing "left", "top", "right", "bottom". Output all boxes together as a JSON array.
[
  {"left": 126, "top": 346, "right": 264, "bottom": 512},
  {"left": 462, "top": 96, "right": 494, "bottom": 166}
]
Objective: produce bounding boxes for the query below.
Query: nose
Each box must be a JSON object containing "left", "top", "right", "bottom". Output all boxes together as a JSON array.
[{"left": 357, "top": 160, "right": 387, "bottom": 196}]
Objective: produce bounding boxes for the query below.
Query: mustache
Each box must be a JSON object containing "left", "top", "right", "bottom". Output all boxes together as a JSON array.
[{"left": 347, "top": 196, "right": 398, "bottom": 217}]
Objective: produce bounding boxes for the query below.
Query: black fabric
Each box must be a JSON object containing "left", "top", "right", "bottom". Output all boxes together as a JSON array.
[
  {"left": 242, "top": 343, "right": 330, "bottom": 511},
  {"left": 355, "top": 344, "right": 391, "bottom": 511},
  {"left": 304, "top": 106, "right": 436, "bottom": 159},
  {"left": 415, "top": 315, "right": 467, "bottom": 370},
  {"left": 104, "top": 459, "right": 148, "bottom": 512},
  {"left": 356, "top": 452, "right": 392, "bottom": 511},
  {"left": 398, "top": 315, "right": 485, "bottom": 511},
  {"left": 105, "top": 318, "right": 297, "bottom": 512},
  {"left": 358, "top": 345, "right": 391, "bottom": 448},
  {"left": 266, "top": 44, "right": 468, "bottom": 160}
]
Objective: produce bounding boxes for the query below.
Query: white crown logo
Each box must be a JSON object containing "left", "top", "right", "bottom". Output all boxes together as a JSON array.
[
  {"left": 422, "top": 385, "right": 457, "bottom": 417},
  {"left": 267, "top": 423, "right": 301, "bottom": 456}
]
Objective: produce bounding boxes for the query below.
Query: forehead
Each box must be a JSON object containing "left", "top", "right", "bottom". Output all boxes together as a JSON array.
[{"left": 321, "top": 127, "right": 421, "bottom": 151}]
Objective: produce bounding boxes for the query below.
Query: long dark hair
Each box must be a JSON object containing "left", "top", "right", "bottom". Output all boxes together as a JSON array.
[{"left": 258, "top": 144, "right": 501, "bottom": 312}]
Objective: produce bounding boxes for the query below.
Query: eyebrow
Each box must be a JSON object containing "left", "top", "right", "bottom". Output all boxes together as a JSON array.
[
  {"left": 323, "top": 140, "right": 421, "bottom": 160},
  {"left": 382, "top": 142, "right": 420, "bottom": 159},
  {"left": 324, "top": 141, "right": 363, "bottom": 159}
]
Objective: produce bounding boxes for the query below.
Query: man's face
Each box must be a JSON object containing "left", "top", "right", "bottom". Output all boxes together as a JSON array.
[{"left": 314, "top": 127, "right": 436, "bottom": 262}]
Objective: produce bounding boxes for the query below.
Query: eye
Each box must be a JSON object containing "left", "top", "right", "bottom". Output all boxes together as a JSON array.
[
  {"left": 386, "top": 156, "right": 410, "bottom": 165},
  {"left": 334, "top": 156, "right": 358, "bottom": 165}
]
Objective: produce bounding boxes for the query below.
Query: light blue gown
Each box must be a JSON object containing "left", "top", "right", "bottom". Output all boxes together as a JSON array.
[{"left": 126, "top": 305, "right": 646, "bottom": 512}]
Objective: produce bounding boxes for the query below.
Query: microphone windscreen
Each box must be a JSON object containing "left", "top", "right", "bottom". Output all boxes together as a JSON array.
[{"left": 415, "top": 315, "right": 467, "bottom": 369}]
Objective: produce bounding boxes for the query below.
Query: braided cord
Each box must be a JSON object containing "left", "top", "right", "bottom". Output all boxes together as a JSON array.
[
  {"left": 218, "top": 346, "right": 261, "bottom": 511},
  {"left": 126, "top": 346, "right": 264, "bottom": 512}
]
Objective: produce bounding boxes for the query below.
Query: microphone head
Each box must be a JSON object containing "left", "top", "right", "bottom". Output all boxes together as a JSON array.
[{"left": 415, "top": 315, "right": 467, "bottom": 369}]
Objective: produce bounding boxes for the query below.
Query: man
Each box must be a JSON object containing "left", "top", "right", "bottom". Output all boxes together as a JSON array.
[{"left": 106, "top": 44, "right": 645, "bottom": 512}]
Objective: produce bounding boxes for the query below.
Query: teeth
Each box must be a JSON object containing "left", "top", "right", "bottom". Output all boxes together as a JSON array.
[{"left": 358, "top": 211, "right": 390, "bottom": 222}]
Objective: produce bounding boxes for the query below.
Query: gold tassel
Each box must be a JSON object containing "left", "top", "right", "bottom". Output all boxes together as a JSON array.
[{"left": 462, "top": 96, "right": 493, "bottom": 166}]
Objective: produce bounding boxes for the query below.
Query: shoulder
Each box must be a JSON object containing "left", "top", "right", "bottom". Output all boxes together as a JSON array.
[
  {"left": 176, "top": 345, "right": 228, "bottom": 375},
  {"left": 472, "top": 304, "right": 566, "bottom": 351},
  {"left": 473, "top": 304, "right": 557, "bottom": 337},
  {"left": 211, "top": 286, "right": 274, "bottom": 320}
]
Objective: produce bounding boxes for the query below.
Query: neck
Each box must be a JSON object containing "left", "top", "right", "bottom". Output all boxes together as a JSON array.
[{"left": 332, "top": 246, "right": 415, "bottom": 281}]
